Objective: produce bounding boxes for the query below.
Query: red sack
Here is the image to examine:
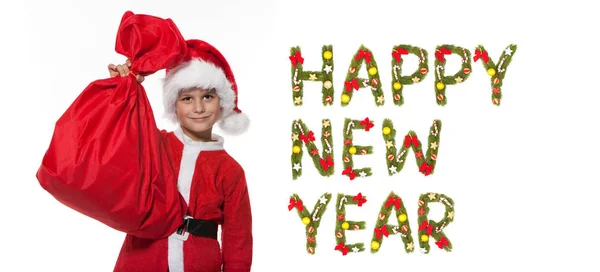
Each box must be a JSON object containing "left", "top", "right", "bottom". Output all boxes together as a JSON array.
[{"left": 36, "top": 11, "right": 189, "bottom": 239}]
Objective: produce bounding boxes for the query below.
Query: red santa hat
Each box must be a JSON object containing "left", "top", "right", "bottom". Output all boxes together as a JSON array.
[{"left": 162, "top": 39, "right": 249, "bottom": 135}]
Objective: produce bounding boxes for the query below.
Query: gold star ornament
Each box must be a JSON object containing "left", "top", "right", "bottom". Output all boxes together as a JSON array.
[
  {"left": 447, "top": 211, "right": 454, "bottom": 220},
  {"left": 428, "top": 192, "right": 437, "bottom": 200},
  {"left": 430, "top": 142, "right": 438, "bottom": 150}
]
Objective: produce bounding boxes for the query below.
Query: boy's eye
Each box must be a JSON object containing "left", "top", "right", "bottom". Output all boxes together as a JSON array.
[
  {"left": 181, "top": 97, "right": 192, "bottom": 101},
  {"left": 203, "top": 95, "right": 214, "bottom": 100}
]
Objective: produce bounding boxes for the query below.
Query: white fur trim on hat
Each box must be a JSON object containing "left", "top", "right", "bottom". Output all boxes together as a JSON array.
[
  {"left": 162, "top": 59, "right": 248, "bottom": 134},
  {"left": 219, "top": 110, "right": 250, "bottom": 135}
]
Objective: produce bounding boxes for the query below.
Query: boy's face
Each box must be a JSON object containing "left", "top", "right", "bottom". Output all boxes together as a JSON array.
[{"left": 176, "top": 87, "right": 221, "bottom": 140}]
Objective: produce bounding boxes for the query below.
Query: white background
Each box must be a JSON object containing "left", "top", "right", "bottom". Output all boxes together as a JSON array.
[{"left": 1, "top": 0, "right": 598, "bottom": 271}]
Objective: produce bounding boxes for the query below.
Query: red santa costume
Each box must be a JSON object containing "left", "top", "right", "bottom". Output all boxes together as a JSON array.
[
  {"left": 36, "top": 13, "right": 251, "bottom": 272},
  {"left": 113, "top": 40, "right": 252, "bottom": 272}
]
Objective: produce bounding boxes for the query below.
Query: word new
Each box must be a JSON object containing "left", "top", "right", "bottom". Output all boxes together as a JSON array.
[
  {"left": 289, "top": 191, "right": 455, "bottom": 255},
  {"left": 289, "top": 44, "right": 517, "bottom": 107},
  {"left": 291, "top": 118, "right": 441, "bottom": 180}
]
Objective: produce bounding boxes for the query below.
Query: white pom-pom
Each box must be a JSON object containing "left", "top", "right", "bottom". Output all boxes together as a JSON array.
[{"left": 219, "top": 112, "right": 250, "bottom": 135}]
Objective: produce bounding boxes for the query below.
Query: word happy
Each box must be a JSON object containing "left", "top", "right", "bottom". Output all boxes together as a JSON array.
[{"left": 289, "top": 44, "right": 517, "bottom": 107}]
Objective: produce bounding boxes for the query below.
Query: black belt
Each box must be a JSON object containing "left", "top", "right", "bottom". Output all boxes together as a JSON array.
[{"left": 175, "top": 217, "right": 218, "bottom": 240}]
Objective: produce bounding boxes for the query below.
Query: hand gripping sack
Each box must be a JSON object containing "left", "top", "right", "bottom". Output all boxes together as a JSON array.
[{"left": 36, "top": 11, "right": 189, "bottom": 239}]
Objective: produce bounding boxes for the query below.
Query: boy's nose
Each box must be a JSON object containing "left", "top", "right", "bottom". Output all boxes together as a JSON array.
[{"left": 194, "top": 101, "right": 205, "bottom": 113}]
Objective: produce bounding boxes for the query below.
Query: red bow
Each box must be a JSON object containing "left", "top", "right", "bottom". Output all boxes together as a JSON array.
[
  {"left": 335, "top": 242, "right": 349, "bottom": 255},
  {"left": 289, "top": 51, "right": 304, "bottom": 67},
  {"left": 392, "top": 47, "right": 409, "bottom": 62},
  {"left": 288, "top": 198, "right": 303, "bottom": 212},
  {"left": 360, "top": 117, "right": 374, "bottom": 131},
  {"left": 345, "top": 78, "right": 359, "bottom": 92},
  {"left": 436, "top": 236, "right": 449, "bottom": 249},
  {"left": 342, "top": 166, "right": 356, "bottom": 180},
  {"left": 352, "top": 193, "right": 367, "bottom": 207},
  {"left": 355, "top": 49, "right": 372, "bottom": 63},
  {"left": 299, "top": 131, "right": 315, "bottom": 143},
  {"left": 435, "top": 47, "right": 451, "bottom": 62},
  {"left": 474, "top": 49, "right": 489, "bottom": 63},
  {"left": 419, "top": 220, "right": 433, "bottom": 235},
  {"left": 375, "top": 225, "right": 389, "bottom": 239},
  {"left": 419, "top": 162, "right": 434, "bottom": 176},
  {"left": 319, "top": 155, "right": 334, "bottom": 171},
  {"left": 385, "top": 195, "right": 402, "bottom": 210},
  {"left": 403, "top": 135, "right": 419, "bottom": 148}
]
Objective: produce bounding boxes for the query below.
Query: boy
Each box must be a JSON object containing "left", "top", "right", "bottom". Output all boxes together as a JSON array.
[{"left": 108, "top": 40, "right": 252, "bottom": 272}]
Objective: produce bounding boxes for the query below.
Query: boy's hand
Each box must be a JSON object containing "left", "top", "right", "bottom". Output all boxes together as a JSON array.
[{"left": 108, "top": 59, "right": 144, "bottom": 83}]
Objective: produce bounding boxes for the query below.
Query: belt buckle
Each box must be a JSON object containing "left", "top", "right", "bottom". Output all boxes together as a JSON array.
[{"left": 172, "top": 216, "right": 193, "bottom": 241}]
